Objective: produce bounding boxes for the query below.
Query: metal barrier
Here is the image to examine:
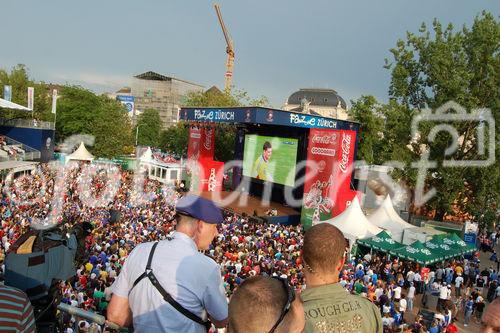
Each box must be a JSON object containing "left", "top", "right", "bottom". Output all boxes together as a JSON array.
[
  {"left": 57, "top": 303, "right": 127, "bottom": 332},
  {"left": 0, "top": 118, "right": 55, "bottom": 130}
]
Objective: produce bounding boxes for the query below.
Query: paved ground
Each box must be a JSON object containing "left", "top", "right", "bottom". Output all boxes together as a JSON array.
[{"left": 402, "top": 239, "right": 499, "bottom": 332}]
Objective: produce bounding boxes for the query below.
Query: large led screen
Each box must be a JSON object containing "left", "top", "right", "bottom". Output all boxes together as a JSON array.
[{"left": 242, "top": 134, "right": 298, "bottom": 187}]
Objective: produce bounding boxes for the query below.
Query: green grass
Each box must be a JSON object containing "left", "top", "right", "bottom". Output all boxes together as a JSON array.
[{"left": 242, "top": 134, "right": 298, "bottom": 186}]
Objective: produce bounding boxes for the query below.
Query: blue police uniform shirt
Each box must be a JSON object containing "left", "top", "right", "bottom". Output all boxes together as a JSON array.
[{"left": 112, "top": 231, "right": 228, "bottom": 332}]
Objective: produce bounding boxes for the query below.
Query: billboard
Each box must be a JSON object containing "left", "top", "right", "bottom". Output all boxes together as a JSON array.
[
  {"left": 242, "top": 134, "right": 298, "bottom": 187},
  {"left": 187, "top": 126, "right": 202, "bottom": 160},
  {"left": 116, "top": 95, "right": 135, "bottom": 116},
  {"left": 200, "top": 127, "right": 215, "bottom": 160},
  {"left": 301, "top": 128, "right": 357, "bottom": 229},
  {"left": 3, "top": 85, "right": 12, "bottom": 101},
  {"left": 27, "top": 87, "right": 34, "bottom": 110}
]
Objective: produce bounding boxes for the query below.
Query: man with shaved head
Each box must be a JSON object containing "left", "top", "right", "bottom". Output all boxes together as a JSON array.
[
  {"left": 228, "top": 276, "right": 305, "bottom": 333},
  {"left": 301, "top": 223, "right": 382, "bottom": 333},
  {"left": 480, "top": 297, "right": 500, "bottom": 333}
]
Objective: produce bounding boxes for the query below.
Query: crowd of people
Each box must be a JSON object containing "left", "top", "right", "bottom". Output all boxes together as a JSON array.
[{"left": 0, "top": 163, "right": 498, "bottom": 332}]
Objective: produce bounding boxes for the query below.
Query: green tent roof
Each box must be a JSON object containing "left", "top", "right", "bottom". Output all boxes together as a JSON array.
[
  {"left": 425, "top": 234, "right": 457, "bottom": 260},
  {"left": 425, "top": 233, "right": 476, "bottom": 259},
  {"left": 357, "top": 230, "right": 403, "bottom": 252},
  {"left": 389, "top": 240, "right": 444, "bottom": 266}
]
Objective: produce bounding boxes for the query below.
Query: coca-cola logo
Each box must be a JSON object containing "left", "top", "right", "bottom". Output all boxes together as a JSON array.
[
  {"left": 204, "top": 128, "right": 213, "bottom": 151},
  {"left": 312, "top": 133, "right": 337, "bottom": 145},
  {"left": 339, "top": 133, "right": 351, "bottom": 173}
]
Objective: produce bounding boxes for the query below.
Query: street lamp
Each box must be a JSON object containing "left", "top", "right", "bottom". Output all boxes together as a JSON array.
[{"left": 135, "top": 123, "right": 144, "bottom": 146}]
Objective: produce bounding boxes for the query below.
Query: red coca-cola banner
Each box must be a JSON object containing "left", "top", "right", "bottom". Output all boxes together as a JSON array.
[
  {"left": 330, "top": 130, "right": 357, "bottom": 217},
  {"left": 301, "top": 128, "right": 357, "bottom": 229},
  {"left": 187, "top": 126, "right": 202, "bottom": 160},
  {"left": 200, "top": 127, "right": 216, "bottom": 160},
  {"left": 199, "top": 158, "right": 224, "bottom": 192}
]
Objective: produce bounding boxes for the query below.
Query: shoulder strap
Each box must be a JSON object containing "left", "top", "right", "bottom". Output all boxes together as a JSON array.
[
  {"left": 129, "top": 242, "right": 159, "bottom": 295},
  {"left": 128, "top": 242, "right": 211, "bottom": 331}
]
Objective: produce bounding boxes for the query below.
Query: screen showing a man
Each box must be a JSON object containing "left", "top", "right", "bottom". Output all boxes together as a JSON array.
[
  {"left": 253, "top": 141, "right": 273, "bottom": 181},
  {"left": 242, "top": 135, "right": 298, "bottom": 186}
]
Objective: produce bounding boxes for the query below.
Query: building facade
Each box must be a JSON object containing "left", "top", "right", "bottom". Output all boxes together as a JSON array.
[
  {"left": 131, "top": 71, "right": 204, "bottom": 128},
  {"left": 282, "top": 88, "right": 348, "bottom": 120}
]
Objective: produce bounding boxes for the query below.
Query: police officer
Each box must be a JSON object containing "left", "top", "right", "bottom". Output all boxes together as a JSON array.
[
  {"left": 107, "top": 195, "right": 228, "bottom": 332},
  {"left": 301, "top": 224, "right": 383, "bottom": 333}
]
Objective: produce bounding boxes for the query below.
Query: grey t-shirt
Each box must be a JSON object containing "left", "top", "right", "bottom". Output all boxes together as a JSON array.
[{"left": 112, "top": 232, "right": 228, "bottom": 332}]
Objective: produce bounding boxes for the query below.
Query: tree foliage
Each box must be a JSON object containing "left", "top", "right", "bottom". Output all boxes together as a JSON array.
[
  {"left": 160, "top": 87, "right": 269, "bottom": 161},
  {"left": 0, "top": 64, "right": 53, "bottom": 121},
  {"left": 381, "top": 11, "right": 499, "bottom": 220},
  {"left": 57, "top": 86, "right": 133, "bottom": 158},
  {"left": 135, "top": 108, "right": 161, "bottom": 147},
  {"left": 348, "top": 96, "right": 385, "bottom": 164}
]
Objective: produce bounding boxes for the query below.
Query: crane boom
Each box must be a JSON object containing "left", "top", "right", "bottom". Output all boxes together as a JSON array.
[{"left": 214, "top": 3, "right": 235, "bottom": 93}]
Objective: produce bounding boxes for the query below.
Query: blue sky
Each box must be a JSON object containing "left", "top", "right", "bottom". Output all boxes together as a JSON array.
[{"left": 1, "top": 0, "right": 498, "bottom": 107}]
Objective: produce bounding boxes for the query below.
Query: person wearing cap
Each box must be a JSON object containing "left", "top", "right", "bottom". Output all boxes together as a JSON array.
[{"left": 107, "top": 195, "right": 228, "bottom": 332}]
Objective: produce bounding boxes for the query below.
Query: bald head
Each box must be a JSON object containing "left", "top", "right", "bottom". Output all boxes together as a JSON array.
[
  {"left": 302, "top": 223, "right": 346, "bottom": 276},
  {"left": 481, "top": 297, "right": 500, "bottom": 333},
  {"left": 228, "top": 276, "right": 304, "bottom": 333}
]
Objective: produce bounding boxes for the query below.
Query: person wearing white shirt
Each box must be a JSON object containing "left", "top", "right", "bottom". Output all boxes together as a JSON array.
[
  {"left": 413, "top": 272, "right": 422, "bottom": 294},
  {"left": 438, "top": 284, "right": 450, "bottom": 312},
  {"left": 375, "top": 287, "right": 384, "bottom": 301},
  {"left": 407, "top": 283, "right": 416, "bottom": 310},
  {"left": 393, "top": 286, "right": 402, "bottom": 301},
  {"left": 399, "top": 295, "right": 407, "bottom": 319},
  {"left": 455, "top": 274, "right": 464, "bottom": 297}
]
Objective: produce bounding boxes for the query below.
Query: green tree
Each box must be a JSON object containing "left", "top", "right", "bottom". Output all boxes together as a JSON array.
[
  {"left": 92, "top": 98, "right": 134, "bottom": 158},
  {"left": 135, "top": 108, "right": 161, "bottom": 147},
  {"left": 383, "top": 11, "right": 499, "bottom": 220},
  {"left": 348, "top": 95, "right": 385, "bottom": 164},
  {"left": 159, "top": 123, "right": 188, "bottom": 157},
  {"left": 0, "top": 64, "right": 52, "bottom": 121},
  {"left": 160, "top": 86, "right": 269, "bottom": 161},
  {"left": 57, "top": 86, "right": 133, "bottom": 158}
]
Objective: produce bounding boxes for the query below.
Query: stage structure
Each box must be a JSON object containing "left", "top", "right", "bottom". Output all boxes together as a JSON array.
[{"left": 180, "top": 107, "right": 360, "bottom": 229}]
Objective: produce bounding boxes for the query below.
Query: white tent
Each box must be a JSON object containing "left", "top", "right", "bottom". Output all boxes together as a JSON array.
[
  {"left": 0, "top": 98, "right": 31, "bottom": 111},
  {"left": 140, "top": 147, "right": 153, "bottom": 163},
  {"left": 317, "top": 196, "right": 383, "bottom": 247},
  {"left": 66, "top": 142, "right": 94, "bottom": 163},
  {"left": 367, "top": 195, "right": 414, "bottom": 242}
]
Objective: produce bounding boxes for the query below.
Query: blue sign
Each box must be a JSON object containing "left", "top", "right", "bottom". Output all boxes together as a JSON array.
[
  {"left": 3, "top": 85, "right": 12, "bottom": 102},
  {"left": 180, "top": 107, "right": 359, "bottom": 131},
  {"left": 464, "top": 233, "right": 476, "bottom": 245},
  {"left": 116, "top": 95, "right": 135, "bottom": 115}
]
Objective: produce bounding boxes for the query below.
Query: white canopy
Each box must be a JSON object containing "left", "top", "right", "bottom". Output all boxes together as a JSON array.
[
  {"left": 317, "top": 196, "right": 383, "bottom": 246},
  {"left": 140, "top": 147, "right": 153, "bottom": 162},
  {"left": 0, "top": 98, "right": 31, "bottom": 111},
  {"left": 368, "top": 195, "right": 414, "bottom": 242},
  {"left": 66, "top": 142, "right": 94, "bottom": 163}
]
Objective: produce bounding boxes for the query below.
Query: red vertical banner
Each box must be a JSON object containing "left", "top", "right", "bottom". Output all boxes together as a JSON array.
[
  {"left": 200, "top": 159, "right": 224, "bottom": 192},
  {"left": 330, "top": 130, "right": 357, "bottom": 217},
  {"left": 300, "top": 129, "right": 340, "bottom": 229},
  {"left": 200, "top": 127, "right": 216, "bottom": 160},
  {"left": 187, "top": 126, "right": 202, "bottom": 160}
]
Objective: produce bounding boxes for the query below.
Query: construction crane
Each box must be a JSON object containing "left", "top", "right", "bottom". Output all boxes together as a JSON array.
[{"left": 214, "top": 3, "right": 235, "bottom": 94}]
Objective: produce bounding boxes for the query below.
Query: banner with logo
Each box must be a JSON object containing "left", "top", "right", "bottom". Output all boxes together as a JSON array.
[
  {"left": 116, "top": 95, "right": 135, "bottom": 117},
  {"left": 301, "top": 128, "right": 357, "bottom": 229},
  {"left": 330, "top": 130, "right": 357, "bottom": 217},
  {"left": 200, "top": 127, "right": 216, "bottom": 160},
  {"left": 3, "top": 85, "right": 12, "bottom": 101},
  {"left": 199, "top": 159, "right": 224, "bottom": 192},
  {"left": 51, "top": 89, "right": 58, "bottom": 114},
  {"left": 301, "top": 128, "right": 339, "bottom": 229},
  {"left": 27, "top": 87, "right": 34, "bottom": 110},
  {"left": 187, "top": 126, "right": 202, "bottom": 160}
]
